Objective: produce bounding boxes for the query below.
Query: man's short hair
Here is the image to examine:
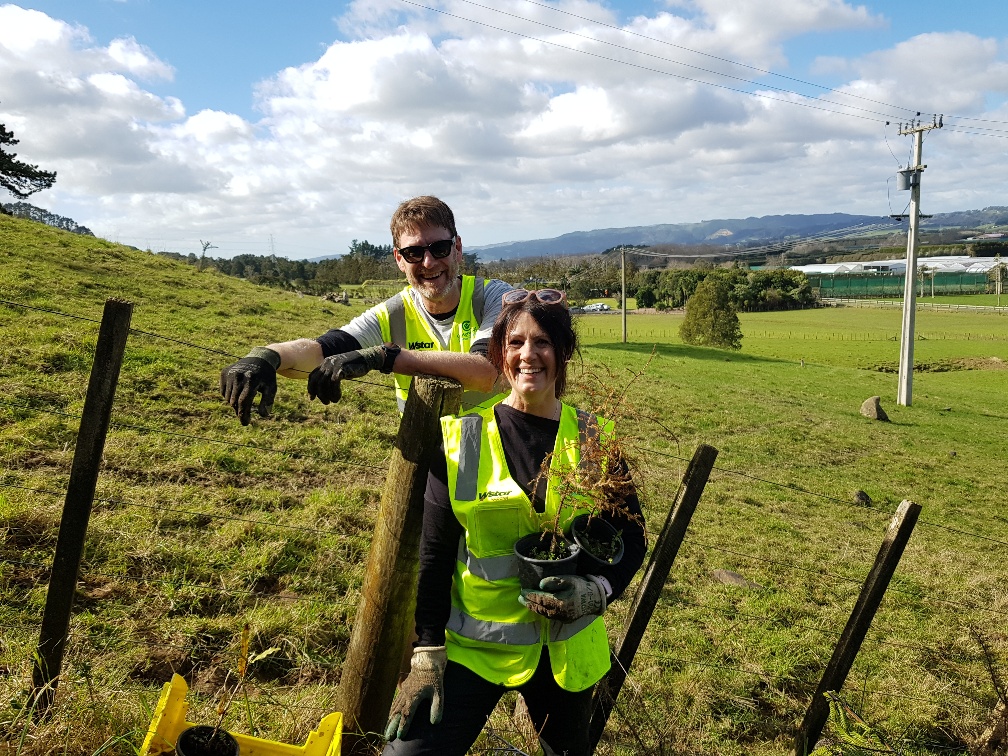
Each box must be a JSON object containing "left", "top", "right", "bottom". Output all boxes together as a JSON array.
[{"left": 390, "top": 196, "right": 457, "bottom": 249}]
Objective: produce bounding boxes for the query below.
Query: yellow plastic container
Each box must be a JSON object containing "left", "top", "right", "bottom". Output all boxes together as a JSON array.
[{"left": 141, "top": 674, "right": 342, "bottom": 756}]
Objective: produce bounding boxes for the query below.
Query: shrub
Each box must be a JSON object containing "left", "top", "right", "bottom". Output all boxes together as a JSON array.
[{"left": 679, "top": 276, "right": 743, "bottom": 350}]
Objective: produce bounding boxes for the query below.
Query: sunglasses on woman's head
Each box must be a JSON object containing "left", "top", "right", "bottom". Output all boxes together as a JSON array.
[
  {"left": 501, "top": 288, "right": 568, "bottom": 307},
  {"left": 397, "top": 237, "right": 456, "bottom": 264}
]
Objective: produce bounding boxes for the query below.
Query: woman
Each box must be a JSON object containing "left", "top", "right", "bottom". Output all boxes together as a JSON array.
[{"left": 383, "top": 289, "right": 646, "bottom": 756}]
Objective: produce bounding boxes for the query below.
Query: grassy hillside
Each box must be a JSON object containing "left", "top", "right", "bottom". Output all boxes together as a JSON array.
[{"left": 2, "top": 213, "right": 1007, "bottom": 755}]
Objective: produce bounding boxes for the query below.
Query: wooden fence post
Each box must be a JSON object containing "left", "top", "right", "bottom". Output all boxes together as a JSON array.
[
  {"left": 337, "top": 375, "right": 462, "bottom": 755},
  {"left": 31, "top": 298, "right": 133, "bottom": 714},
  {"left": 588, "top": 443, "right": 719, "bottom": 753},
  {"left": 794, "top": 499, "right": 921, "bottom": 756}
]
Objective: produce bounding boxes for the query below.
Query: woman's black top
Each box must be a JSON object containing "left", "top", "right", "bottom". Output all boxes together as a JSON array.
[{"left": 416, "top": 403, "right": 647, "bottom": 647}]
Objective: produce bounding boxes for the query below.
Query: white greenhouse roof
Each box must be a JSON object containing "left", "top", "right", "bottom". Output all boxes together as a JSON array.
[{"left": 792, "top": 255, "right": 1002, "bottom": 275}]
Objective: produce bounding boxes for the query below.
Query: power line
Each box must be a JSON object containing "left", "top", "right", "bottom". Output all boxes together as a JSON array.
[
  {"left": 402, "top": 0, "right": 1008, "bottom": 141},
  {"left": 448, "top": 0, "right": 918, "bottom": 122},
  {"left": 397, "top": 0, "right": 893, "bottom": 124}
]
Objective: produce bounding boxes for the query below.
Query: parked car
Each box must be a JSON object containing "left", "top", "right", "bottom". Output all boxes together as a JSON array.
[{"left": 582, "top": 303, "right": 611, "bottom": 312}]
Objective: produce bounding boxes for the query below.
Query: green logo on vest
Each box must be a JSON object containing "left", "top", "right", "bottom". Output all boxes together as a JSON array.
[{"left": 460, "top": 319, "right": 471, "bottom": 337}]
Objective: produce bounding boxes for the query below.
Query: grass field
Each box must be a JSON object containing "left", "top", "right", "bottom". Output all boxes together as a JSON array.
[{"left": 1, "top": 213, "right": 1006, "bottom": 755}]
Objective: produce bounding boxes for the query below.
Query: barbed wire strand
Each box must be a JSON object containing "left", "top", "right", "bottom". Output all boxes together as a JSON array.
[
  {"left": 641, "top": 444, "right": 1006, "bottom": 550},
  {"left": 684, "top": 539, "right": 1008, "bottom": 620},
  {"left": 918, "top": 519, "right": 1008, "bottom": 550},
  {"left": 0, "top": 296, "right": 391, "bottom": 388},
  {"left": 0, "top": 555, "right": 360, "bottom": 612},
  {"left": 0, "top": 398, "right": 390, "bottom": 473},
  {"left": 0, "top": 479, "right": 377, "bottom": 544}
]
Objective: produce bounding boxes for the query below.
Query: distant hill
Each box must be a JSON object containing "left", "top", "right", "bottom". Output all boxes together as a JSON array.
[{"left": 469, "top": 207, "right": 1008, "bottom": 260}]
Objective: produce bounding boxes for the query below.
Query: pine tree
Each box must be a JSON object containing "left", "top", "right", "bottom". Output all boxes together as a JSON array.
[
  {"left": 1, "top": 123, "right": 56, "bottom": 199},
  {"left": 679, "top": 275, "right": 743, "bottom": 350}
]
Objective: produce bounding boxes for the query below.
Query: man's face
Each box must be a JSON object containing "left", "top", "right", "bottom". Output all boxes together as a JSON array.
[{"left": 394, "top": 224, "right": 463, "bottom": 313}]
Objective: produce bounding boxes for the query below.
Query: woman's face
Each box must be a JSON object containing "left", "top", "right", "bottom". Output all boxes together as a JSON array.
[{"left": 503, "top": 311, "right": 558, "bottom": 403}]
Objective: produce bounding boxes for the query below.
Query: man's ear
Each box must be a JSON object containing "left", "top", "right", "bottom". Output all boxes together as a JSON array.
[{"left": 393, "top": 249, "right": 408, "bottom": 273}]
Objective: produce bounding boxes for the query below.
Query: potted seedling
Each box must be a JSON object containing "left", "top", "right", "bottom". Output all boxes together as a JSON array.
[
  {"left": 513, "top": 530, "right": 580, "bottom": 590},
  {"left": 174, "top": 725, "right": 240, "bottom": 756},
  {"left": 567, "top": 512, "right": 624, "bottom": 573},
  {"left": 514, "top": 406, "right": 640, "bottom": 588},
  {"left": 175, "top": 623, "right": 281, "bottom": 756}
]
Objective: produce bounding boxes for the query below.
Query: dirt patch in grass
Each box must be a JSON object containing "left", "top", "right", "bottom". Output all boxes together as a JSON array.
[{"left": 871, "top": 356, "right": 1006, "bottom": 373}]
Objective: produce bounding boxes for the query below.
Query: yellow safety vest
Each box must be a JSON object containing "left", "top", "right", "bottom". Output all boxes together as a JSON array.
[
  {"left": 374, "top": 276, "right": 499, "bottom": 413},
  {"left": 440, "top": 404, "right": 613, "bottom": 691}
]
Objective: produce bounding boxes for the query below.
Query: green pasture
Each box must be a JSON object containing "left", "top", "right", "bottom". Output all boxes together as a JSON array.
[
  {"left": 1, "top": 214, "right": 1006, "bottom": 755},
  {"left": 873, "top": 293, "right": 1006, "bottom": 307}
]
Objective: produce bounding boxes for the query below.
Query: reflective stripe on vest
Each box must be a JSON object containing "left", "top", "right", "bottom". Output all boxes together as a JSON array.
[
  {"left": 447, "top": 604, "right": 597, "bottom": 645},
  {"left": 454, "top": 414, "right": 483, "bottom": 501},
  {"left": 457, "top": 534, "right": 517, "bottom": 582}
]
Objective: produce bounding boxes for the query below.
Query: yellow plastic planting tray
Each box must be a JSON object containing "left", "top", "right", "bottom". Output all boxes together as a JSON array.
[{"left": 141, "top": 674, "right": 342, "bottom": 756}]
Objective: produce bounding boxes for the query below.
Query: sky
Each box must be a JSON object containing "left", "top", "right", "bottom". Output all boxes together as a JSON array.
[{"left": 2, "top": 0, "right": 1007, "bottom": 260}]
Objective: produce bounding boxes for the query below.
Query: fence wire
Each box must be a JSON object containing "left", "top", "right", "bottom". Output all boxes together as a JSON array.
[{"left": 2, "top": 294, "right": 1005, "bottom": 755}]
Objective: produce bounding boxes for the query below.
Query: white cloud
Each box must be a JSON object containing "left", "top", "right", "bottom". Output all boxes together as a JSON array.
[
  {"left": 1, "top": 1, "right": 1006, "bottom": 255},
  {"left": 106, "top": 37, "right": 174, "bottom": 80},
  {"left": 0, "top": 4, "right": 76, "bottom": 56}
]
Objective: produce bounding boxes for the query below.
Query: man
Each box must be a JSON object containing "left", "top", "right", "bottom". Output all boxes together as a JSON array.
[{"left": 221, "top": 196, "right": 511, "bottom": 424}]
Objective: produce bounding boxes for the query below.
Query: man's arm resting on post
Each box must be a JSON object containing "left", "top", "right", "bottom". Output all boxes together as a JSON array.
[
  {"left": 266, "top": 338, "right": 326, "bottom": 378},
  {"left": 389, "top": 350, "right": 498, "bottom": 393}
]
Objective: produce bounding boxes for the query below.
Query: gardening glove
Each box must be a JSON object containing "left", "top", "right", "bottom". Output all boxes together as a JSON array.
[
  {"left": 307, "top": 344, "right": 396, "bottom": 405},
  {"left": 519, "top": 574, "right": 607, "bottom": 623},
  {"left": 220, "top": 347, "right": 280, "bottom": 425},
  {"left": 384, "top": 645, "right": 447, "bottom": 741}
]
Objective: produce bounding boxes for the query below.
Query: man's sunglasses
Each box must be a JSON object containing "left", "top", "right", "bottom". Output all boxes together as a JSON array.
[
  {"left": 397, "top": 237, "right": 456, "bottom": 264},
  {"left": 502, "top": 288, "right": 568, "bottom": 307}
]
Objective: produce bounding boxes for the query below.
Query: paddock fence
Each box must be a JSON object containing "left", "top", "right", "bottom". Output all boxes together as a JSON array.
[{"left": 0, "top": 296, "right": 1005, "bottom": 756}]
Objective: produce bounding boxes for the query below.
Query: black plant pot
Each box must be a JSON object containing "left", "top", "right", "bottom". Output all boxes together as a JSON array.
[
  {"left": 568, "top": 514, "right": 624, "bottom": 574},
  {"left": 175, "top": 725, "right": 240, "bottom": 756},
  {"left": 513, "top": 531, "right": 580, "bottom": 590}
]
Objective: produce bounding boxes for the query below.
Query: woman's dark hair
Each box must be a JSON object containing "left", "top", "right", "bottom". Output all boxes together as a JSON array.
[{"left": 488, "top": 298, "right": 579, "bottom": 398}]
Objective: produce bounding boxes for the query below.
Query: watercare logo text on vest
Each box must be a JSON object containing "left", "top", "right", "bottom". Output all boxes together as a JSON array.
[{"left": 478, "top": 490, "right": 509, "bottom": 501}]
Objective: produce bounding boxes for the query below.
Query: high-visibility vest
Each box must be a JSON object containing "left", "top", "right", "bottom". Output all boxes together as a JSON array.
[
  {"left": 374, "top": 276, "right": 498, "bottom": 413},
  {"left": 440, "top": 404, "right": 613, "bottom": 691}
]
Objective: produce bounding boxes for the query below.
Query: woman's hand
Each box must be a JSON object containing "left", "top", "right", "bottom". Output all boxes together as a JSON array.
[
  {"left": 384, "top": 645, "right": 448, "bottom": 741},
  {"left": 519, "top": 575, "right": 607, "bottom": 622}
]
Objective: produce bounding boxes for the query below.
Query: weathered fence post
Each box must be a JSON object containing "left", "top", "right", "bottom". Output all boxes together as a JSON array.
[
  {"left": 794, "top": 499, "right": 921, "bottom": 756},
  {"left": 588, "top": 443, "right": 719, "bottom": 753},
  {"left": 31, "top": 297, "right": 133, "bottom": 714},
  {"left": 337, "top": 375, "right": 462, "bottom": 755}
]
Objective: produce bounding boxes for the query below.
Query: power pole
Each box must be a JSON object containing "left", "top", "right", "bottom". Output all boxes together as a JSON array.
[
  {"left": 621, "top": 246, "right": 627, "bottom": 343},
  {"left": 896, "top": 116, "right": 942, "bottom": 407}
]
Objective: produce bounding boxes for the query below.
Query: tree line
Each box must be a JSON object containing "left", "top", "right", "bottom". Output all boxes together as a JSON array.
[
  {"left": 1, "top": 201, "right": 93, "bottom": 235},
  {"left": 155, "top": 241, "right": 815, "bottom": 313}
]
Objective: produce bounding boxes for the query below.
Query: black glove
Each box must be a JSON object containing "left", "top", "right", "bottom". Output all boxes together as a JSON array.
[
  {"left": 220, "top": 347, "right": 280, "bottom": 425},
  {"left": 307, "top": 344, "right": 398, "bottom": 405}
]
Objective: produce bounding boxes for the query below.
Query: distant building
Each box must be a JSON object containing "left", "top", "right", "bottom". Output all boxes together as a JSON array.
[{"left": 791, "top": 255, "right": 1000, "bottom": 275}]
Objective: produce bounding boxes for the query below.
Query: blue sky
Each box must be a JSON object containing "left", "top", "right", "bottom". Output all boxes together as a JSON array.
[{"left": 3, "top": 1, "right": 1008, "bottom": 258}]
